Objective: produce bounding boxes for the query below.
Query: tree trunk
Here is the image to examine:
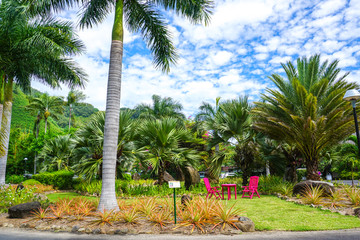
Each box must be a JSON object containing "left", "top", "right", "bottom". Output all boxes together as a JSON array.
[
  {"left": 97, "top": 0, "right": 124, "bottom": 212},
  {"left": 0, "top": 79, "right": 13, "bottom": 185},
  {"left": 306, "top": 158, "right": 320, "bottom": 180},
  {"left": 158, "top": 160, "right": 165, "bottom": 185},
  {"left": 44, "top": 118, "right": 48, "bottom": 134},
  {"left": 68, "top": 105, "right": 72, "bottom": 131}
]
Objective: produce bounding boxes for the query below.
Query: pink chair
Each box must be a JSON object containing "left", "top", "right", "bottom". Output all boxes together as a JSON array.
[
  {"left": 241, "top": 176, "right": 260, "bottom": 199},
  {"left": 203, "top": 178, "right": 221, "bottom": 199}
]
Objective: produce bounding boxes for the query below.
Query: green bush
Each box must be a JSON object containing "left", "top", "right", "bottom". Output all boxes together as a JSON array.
[
  {"left": 0, "top": 185, "right": 50, "bottom": 213},
  {"left": 33, "top": 170, "right": 74, "bottom": 189},
  {"left": 5, "top": 175, "right": 25, "bottom": 184},
  {"left": 74, "top": 179, "right": 206, "bottom": 197},
  {"left": 22, "top": 179, "right": 42, "bottom": 186}
]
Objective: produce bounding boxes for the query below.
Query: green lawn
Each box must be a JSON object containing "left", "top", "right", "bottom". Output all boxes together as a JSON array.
[
  {"left": 229, "top": 195, "right": 360, "bottom": 231},
  {"left": 46, "top": 192, "right": 360, "bottom": 231},
  {"left": 46, "top": 192, "right": 97, "bottom": 202}
]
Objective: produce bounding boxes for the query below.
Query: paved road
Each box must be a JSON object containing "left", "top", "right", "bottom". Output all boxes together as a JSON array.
[
  {"left": 1, "top": 228, "right": 360, "bottom": 240},
  {"left": 332, "top": 180, "right": 359, "bottom": 186}
]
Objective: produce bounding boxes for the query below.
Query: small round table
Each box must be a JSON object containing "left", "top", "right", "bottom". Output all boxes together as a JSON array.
[{"left": 221, "top": 184, "right": 237, "bottom": 200}]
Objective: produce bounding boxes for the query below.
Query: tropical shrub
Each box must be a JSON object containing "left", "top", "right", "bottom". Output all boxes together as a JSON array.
[
  {"left": 33, "top": 170, "right": 74, "bottom": 189},
  {"left": 0, "top": 185, "right": 50, "bottom": 213},
  {"left": 5, "top": 174, "right": 25, "bottom": 184}
]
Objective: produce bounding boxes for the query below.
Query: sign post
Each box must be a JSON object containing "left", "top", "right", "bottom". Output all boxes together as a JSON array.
[{"left": 168, "top": 181, "right": 180, "bottom": 224}]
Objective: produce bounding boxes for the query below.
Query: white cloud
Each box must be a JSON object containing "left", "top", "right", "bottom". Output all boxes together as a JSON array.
[{"left": 312, "top": 0, "right": 347, "bottom": 18}]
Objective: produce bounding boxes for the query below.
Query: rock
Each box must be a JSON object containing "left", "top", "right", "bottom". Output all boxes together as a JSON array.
[
  {"left": 78, "top": 228, "right": 86, "bottom": 233},
  {"left": 8, "top": 201, "right": 41, "bottom": 218},
  {"left": 181, "top": 195, "right": 192, "bottom": 207},
  {"left": 16, "top": 184, "right": 25, "bottom": 191},
  {"left": 184, "top": 166, "right": 200, "bottom": 190},
  {"left": 85, "top": 228, "right": 92, "bottom": 233},
  {"left": 20, "top": 223, "right": 30, "bottom": 228},
  {"left": 354, "top": 208, "right": 360, "bottom": 217},
  {"left": 234, "top": 217, "right": 255, "bottom": 232},
  {"left": 100, "top": 228, "right": 106, "bottom": 234},
  {"left": 164, "top": 171, "right": 175, "bottom": 183},
  {"left": 92, "top": 228, "right": 101, "bottom": 234},
  {"left": 132, "top": 173, "right": 141, "bottom": 181},
  {"left": 293, "top": 180, "right": 335, "bottom": 197},
  {"left": 7, "top": 224, "right": 14, "bottom": 228},
  {"left": 71, "top": 226, "right": 80, "bottom": 233}
]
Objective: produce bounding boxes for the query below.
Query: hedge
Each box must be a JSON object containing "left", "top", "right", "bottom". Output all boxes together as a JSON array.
[{"left": 33, "top": 170, "right": 74, "bottom": 189}]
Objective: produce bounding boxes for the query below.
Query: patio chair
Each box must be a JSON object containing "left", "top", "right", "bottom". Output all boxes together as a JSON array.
[
  {"left": 241, "top": 176, "right": 260, "bottom": 199},
  {"left": 203, "top": 178, "right": 221, "bottom": 199}
]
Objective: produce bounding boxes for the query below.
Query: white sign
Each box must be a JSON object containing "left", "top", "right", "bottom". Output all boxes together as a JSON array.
[{"left": 168, "top": 181, "right": 181, "bottom": 188}]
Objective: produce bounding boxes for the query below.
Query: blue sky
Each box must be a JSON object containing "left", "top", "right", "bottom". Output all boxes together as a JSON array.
[{"left": 32, "top": 0, "right": 360, "bottom": 117}]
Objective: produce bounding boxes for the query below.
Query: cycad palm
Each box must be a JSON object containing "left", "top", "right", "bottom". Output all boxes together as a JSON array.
[
  {"left": 0, "top": 0, "right": 86, "bottom": 185},
  {"left": 35, "top": 0, "right": 213, "bottom": 210},
  {"left": 26, "top": 93, "right": 65, "bottom": 134},
  {"left": 253, "top": 55, "right": 358, "bottom": 180}
]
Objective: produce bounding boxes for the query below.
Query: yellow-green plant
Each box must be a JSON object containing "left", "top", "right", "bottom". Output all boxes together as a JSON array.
[
  {"left": 212, "top": 201, "right": 243, "bottom": 230},
  {"left": 301, "top": 185, "right": 324, "bottom": 205},
  {"left": 343, "top": 186, "right": 360, "bottom": 206},
  {"left": 323, "top": 189, "right": 345, "bottom": 209},
  {"left": 176, "top": 201, "right": 207, "bottom": 233},
  {"left": 91, "top": 209, "right": 115, "bottom": 226},
  {"left": 138, "top": 197, "right": 157, "bottom": 216},
  {"left": 148, "top": 209, "right": 172, "bottom": 230},
  {"left": 119, "top": 208, "right": 141, "bottom": 225},
  {"left": 31, "top": 207, "right": 50, "bottom": 220}
]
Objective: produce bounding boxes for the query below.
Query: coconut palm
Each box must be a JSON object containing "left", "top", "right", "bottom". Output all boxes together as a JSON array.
[
  {"left": 136, "top": 117, "right": 200, "bottom": 185},
  {"left": 66, "top": 90, "right": 86, "bottom": 130},
  {"left": 136, "top": 94, "right": 185, "bottom": 120},
  {"left": 34, "top": 0, "right": 213, "bottom": 210},
  {"left": 72, "top": 110, "right": 139, "bottom": 182},
  {"left": 253, "top": 55, "right": 358, "bottom": 180},
  {"left": 26, "top": 93, "right": 65, "bottom": 134},
  {"left": 0, "top": 0, "right": 86, "bottom": 185}
]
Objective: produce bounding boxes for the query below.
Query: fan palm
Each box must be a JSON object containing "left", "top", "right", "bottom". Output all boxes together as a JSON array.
[
  {"left": 26, "top": 93, "right": 65, "bottom": 134},
  {"left": 136, "top": 117, "right": 200, "bottom": 185},
  {"left": 72, "top": 110, "right": 138, "bottom": 182},
  {"left": 0, "top": 0, "right": 86, "bottom": 185},
  {"left": 253, "top": 55, "right": 358, "bottom": 180},
  {"left": 34, "top": 0, "right": 213, "bottom": 210},
  {"left": 39, "top": 134, "right": 74, "bottom": 171},
  {"left": 196, "top": 97, "right": 257, "bottom": 185}
]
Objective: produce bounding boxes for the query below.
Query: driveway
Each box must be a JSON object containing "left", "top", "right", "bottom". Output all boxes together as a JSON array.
[{"left": 1, "top": 228, "right": 360, "bottom": 240}]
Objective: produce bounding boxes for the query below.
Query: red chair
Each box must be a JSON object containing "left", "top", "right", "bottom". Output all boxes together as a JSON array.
[
  {"left": 241, "top": 176, "right": 260, "bottom": 199},
  {"left": 203, "top": 178, "right": 221, "bottom": 199}
]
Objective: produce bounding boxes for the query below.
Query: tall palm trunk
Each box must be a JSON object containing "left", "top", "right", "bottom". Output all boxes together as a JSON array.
[
  {"left": 0, "top": 79, "right": 13, "bottom": 185},
  {"left": 98, "top": 0, "right": 123, "bottom": 211},
  {"left": 44, "top": 117, "right": 48, "bottom": 134}
]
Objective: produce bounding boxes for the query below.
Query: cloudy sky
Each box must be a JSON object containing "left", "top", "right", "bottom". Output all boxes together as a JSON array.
[{"left": 32, "top": 0, "right": 360, "bottom": 117}]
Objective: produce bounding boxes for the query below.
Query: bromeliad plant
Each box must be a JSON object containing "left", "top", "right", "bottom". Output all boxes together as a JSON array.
[
  {"left": 212, "top": 201, "right": 243, "bottom": 230},
  {"left": 342, "top": 186, "right": 360, "bottom": 206},
  {"left": 301, "top": 185, "right": 324, "bottom": 205},
  {"left": 323, "top": 189, "right": 345, "bottom": 209}
]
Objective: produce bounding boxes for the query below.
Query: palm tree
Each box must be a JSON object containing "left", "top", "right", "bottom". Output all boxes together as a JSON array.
[
  {"left": 66, "top": 90, "right": 86, "bottom": 130},
  {"left": 136, "top": 117, "right": 200, "bottom": 185},
  {"left": 253, "top": 55, "right": 358, "bottom": 180},
  {"left": 198, "top": 97, "right": 258, "bottom": 185},
  {"left": 26, "top": 93, "right": 65, "bottom": 134},
  {"left": 39, "top": 134, "right": 74, "bottom": 172},
  {"left": 136, "top": 94, "right": 185, "bottom": 120},
  {"left": 35, "top": 0, "right": 213, "bottom": 210},
  {"left": 73, "top": 110, "right": 138, "bottom": 182},
  {"left": 0, "top": 0, "right": 86, "bottom": 185}
]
